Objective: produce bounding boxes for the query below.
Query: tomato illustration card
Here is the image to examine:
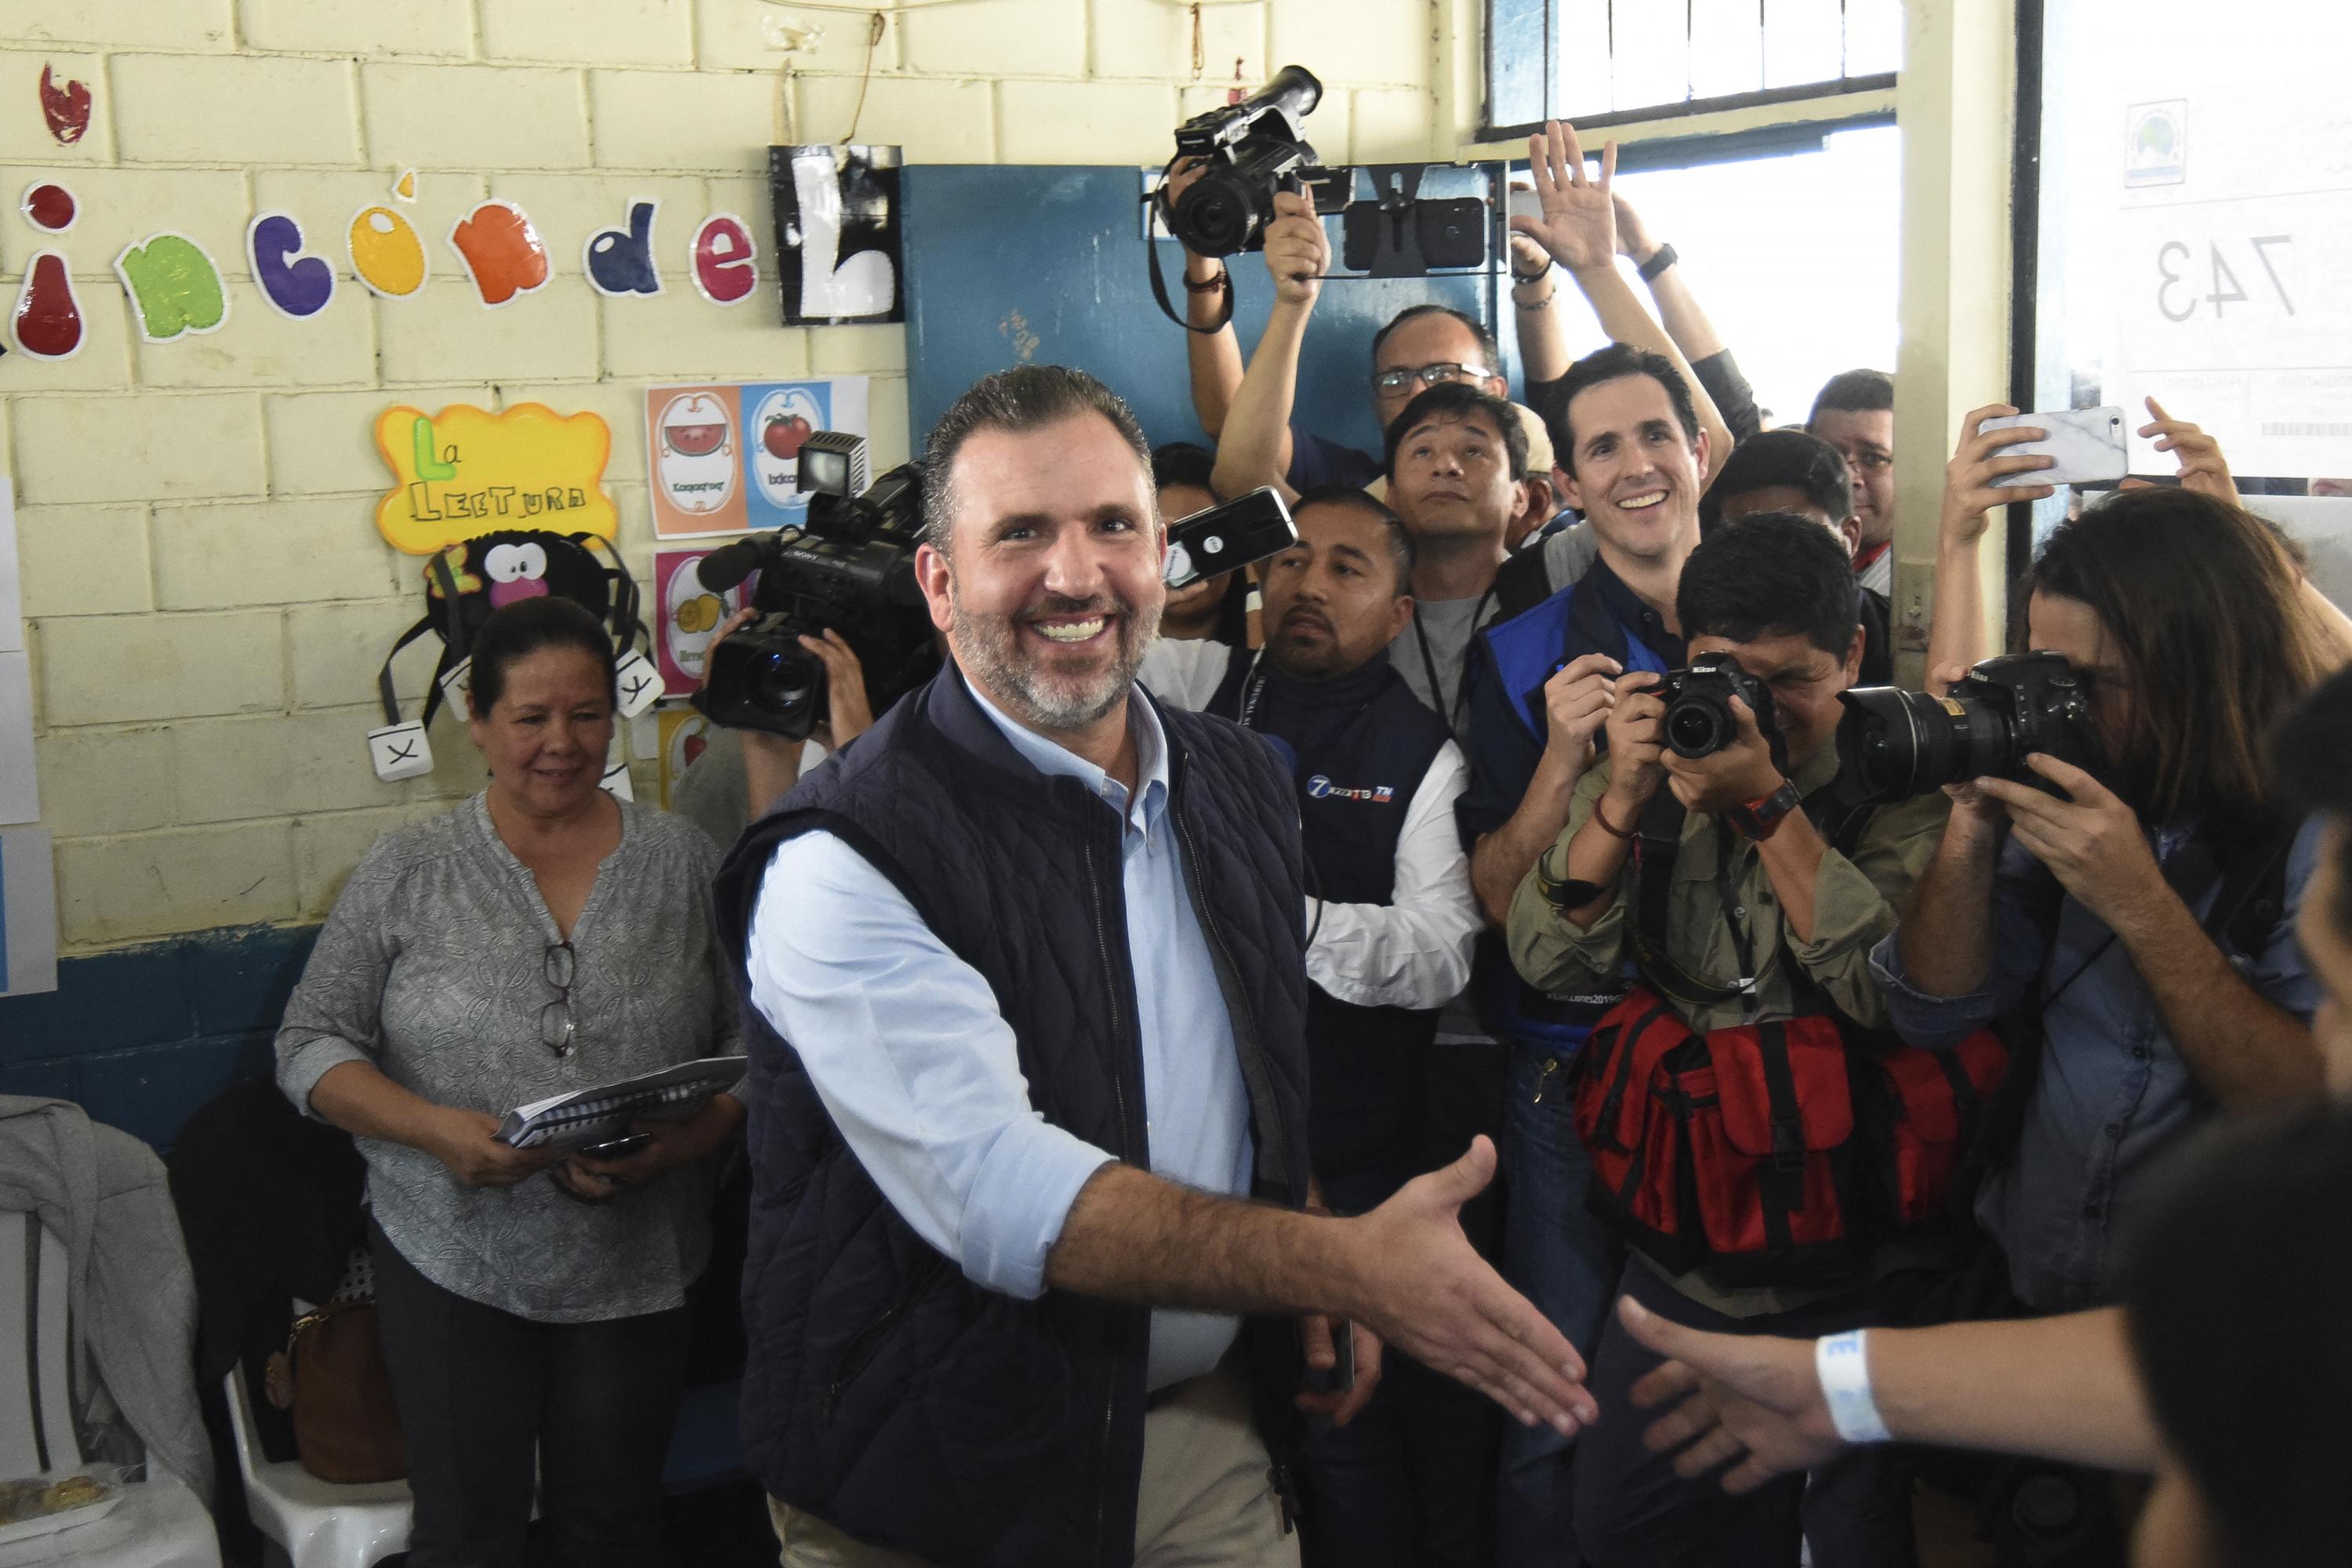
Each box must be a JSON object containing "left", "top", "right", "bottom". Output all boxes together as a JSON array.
[{"left": 738, "top": 377, "right": 871, "bottom": 530}]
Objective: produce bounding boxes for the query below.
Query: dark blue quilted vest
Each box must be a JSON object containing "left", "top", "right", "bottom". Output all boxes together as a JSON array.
[{"left": 711, "top": 665, "right": 1314, "bottom": 1568}]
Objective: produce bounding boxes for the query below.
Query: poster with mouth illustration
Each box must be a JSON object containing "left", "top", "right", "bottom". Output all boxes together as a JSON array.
[
  {"left": 645, "top": 377, "right": 871, "bottom": 539},
  {"left": 653, "top": 546, "right": 752, "bottom": 693},
  {"left": 648, "top": 384, "right": 747, "bottom": 538}
]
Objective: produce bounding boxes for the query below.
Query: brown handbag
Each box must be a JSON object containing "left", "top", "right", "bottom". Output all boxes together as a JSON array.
[{"left": 262, "top": 1300, "right": 408, "bottom": 1483}]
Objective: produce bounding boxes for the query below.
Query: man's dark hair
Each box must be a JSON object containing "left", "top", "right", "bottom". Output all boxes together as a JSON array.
[
  {"left": 1383, "top": 381, "right": 1529, "bottom": 482},
  {"left": 1807, "top": 368, "right": 1894, "bottom": 426},
  {"left": 1548, "top": 343, "right": 1700, "bottom": 477},
  {"left": 1370, "top": 304, "right": 1501, "bottom": 378},
  {"left": 2120, "top": 1103, "right": 2352, "bottom": 1568},
  {"left": 2268, "top": 665, "right": 2352, "bottom": 936},
  {"left": 468, "top": 596, "right": 616, "bottom": 719},
  {"left": 1149, "top": 441, "right": 1216, "bottom": 495},
  {"left": 920, "top": 365, "right": 1152, "bottom": 555},
  {"left": 1675, "top": 512, "right": 1860, "bottom": 658},
  {"left": 1293, "top": 483, "right": 1415, "bottom": 595},
  {"left": 2020, "top": 486, "right": 2321, "bottom": 827},
  {"left": 1700, "top": 428, "right": 1855, "bottom": 535}
]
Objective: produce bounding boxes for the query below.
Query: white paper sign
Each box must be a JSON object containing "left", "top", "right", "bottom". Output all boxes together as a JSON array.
[
  {"left": 0, "top": 651, "right": 34, "bottom": 826},
  {"left": 368, "top": 720, "right": 435, "bottom": 782},
  {"left": 614, "top": 649, "right": 665, "bottom": 718},
  {"left": 0, "top": 482, "right": 21, "bottom": 654},
  {"left": 0, "top": 826, "right": 56, "bottom": 998}
]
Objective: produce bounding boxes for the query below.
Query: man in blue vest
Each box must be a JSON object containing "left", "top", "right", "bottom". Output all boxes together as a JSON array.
[
  {"left": 1142, "top": 487, "right": 1490, "bottom": 1565},
  {"left": 1453, "top": 341, "right": 1708, "bottom": 1559},
  {"left": 713, "top": 366, "right": 1596, "bottom": 1568}
]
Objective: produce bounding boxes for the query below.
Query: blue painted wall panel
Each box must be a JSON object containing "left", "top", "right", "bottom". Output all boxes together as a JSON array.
[{"left": 902, "top": 165, "right": 1518, "bottom": 465}]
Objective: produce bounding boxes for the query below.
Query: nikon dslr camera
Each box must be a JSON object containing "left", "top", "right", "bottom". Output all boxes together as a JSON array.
[
  {"left": 1835, "top": 652, "right": 2096, "bottom": 802},
  {"left": 1653, "top": 652, "right": 1780, "bottom": 760}
]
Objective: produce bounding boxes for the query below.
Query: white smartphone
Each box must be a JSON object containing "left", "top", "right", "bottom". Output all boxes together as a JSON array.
[{"left": 1979, "top": 406, "right": 2129, "bottom": 487}]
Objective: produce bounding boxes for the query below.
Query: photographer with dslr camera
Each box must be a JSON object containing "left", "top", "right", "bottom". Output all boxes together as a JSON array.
[
  {"left": 1875, "top": 476, "right": 2329, "bottom": 1319},
  {"left": 1506, "top": 514, "right": 1955, "bottom": 1567}
]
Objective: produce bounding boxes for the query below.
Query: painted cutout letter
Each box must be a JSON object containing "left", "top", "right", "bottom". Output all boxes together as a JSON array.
[
  {"left": 114, "top": 234, "right": 230, "bottom": 343},
  {"left": 448, "top": 200, "right": 551, "bottom": 308},
  {"left": 584, "top": 201, "right": 662, "bottom": 297},
  {"left": 38, "top": 65, "right": 90, "bottom": 147},
  {"left": 349, "top": 205, "right": 429, "bottom": 298},
  {"left": 248, "top": 210, "right": 336, "bottom": 320},
  {"left": 769, "top": 143, "right": 902, "bottom": 325},
  {"left": 690, "top": 213, "right": 759, "bottom": 306},
  {"left": 11, "top": 253, "right": 82, "bottom": 361}
]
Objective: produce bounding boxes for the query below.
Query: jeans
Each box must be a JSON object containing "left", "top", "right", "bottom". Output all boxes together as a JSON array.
[
  {"left": 370, "top": 1223, "right": 692, "bottom": 1568},
  {"left": 1573, "top": 1259, "right": 1918, "bottom": 1568},
  {"left": 1495, "top": 1045, "right": 1624, "bottom": 1568}
]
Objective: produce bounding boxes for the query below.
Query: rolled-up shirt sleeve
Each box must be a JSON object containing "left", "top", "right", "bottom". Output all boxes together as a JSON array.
[
  {"left": 1871, "top": 834, "right": 2060, "bottom": 1050},
  {"left": 1307, "top": 742, "right": 1479, "bottom": 1010},
  {"left": 745, "top": 830, "right": 1116, "bottom": 1301}
]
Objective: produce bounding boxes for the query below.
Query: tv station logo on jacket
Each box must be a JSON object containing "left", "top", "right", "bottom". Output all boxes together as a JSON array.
[{"left": 1305, "top": 775, "right": 1396, "bottom": 804}]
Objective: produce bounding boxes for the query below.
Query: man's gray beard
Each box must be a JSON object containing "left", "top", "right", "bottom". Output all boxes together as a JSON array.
[{"left": 947, "top": 579, "right": 1161, "bottom": 734}]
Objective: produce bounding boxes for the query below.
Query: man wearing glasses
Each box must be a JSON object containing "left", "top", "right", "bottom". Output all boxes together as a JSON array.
[{"left": 1804, "top": 370, "right": 1897, "bottom": 596}]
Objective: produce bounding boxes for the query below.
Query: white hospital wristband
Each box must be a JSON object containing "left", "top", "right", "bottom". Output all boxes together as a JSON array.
[{"left": 1814, "top": 1330, "right": 1893, "bottom": 1444}]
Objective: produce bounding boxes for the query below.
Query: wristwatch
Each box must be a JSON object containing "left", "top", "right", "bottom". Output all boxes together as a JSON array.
[{"left": 1726, "top": 780, "right": 1802, "bottom": 842}]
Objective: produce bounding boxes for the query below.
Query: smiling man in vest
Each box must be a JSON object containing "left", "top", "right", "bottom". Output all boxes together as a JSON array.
[{"left": 714, "top": 366, "right": 1596, "bottom": 1568}]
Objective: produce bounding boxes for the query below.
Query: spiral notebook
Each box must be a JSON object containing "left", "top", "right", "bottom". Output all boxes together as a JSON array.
[{"left": 495, "top": 1056, "right": 748, "bottom": 1150}]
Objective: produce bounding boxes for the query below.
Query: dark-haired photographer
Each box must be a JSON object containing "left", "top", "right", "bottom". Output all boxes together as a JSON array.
[
  {"left": 1875, "top": 481, "right": 2331, "bottom": 1317},
  {"left": 1506, "top": 514, "right": 1952, "bottom": 1567}
]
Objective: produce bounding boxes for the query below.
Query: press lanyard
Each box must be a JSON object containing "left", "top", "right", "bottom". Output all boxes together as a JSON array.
[{"left": 1410, "top": 586, "right": 1495, "bottom": 734}]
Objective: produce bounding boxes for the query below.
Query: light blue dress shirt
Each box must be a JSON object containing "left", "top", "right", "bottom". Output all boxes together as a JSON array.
[
  {"left": 1871, "top": 817, "right": 2323, "bottom": 1312},
  {"left": 745, "top": 681, "right": 1258, "bottom": 1390}
]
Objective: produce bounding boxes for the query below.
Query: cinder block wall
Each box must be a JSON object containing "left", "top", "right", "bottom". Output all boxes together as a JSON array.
[{"left": 5, "top": 0, "right": 1444, "bottom": 959}]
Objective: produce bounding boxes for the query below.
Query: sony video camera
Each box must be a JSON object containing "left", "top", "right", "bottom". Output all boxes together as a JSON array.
[
  {"left": 692, "top": 432, "right": 939, "bottom": 740},
  {"left": 1653, "top": 652, "right": 1780, "bottom": 760},
  {"left": 1835, "top": 652, "right": 2097, "bottom": 802},
  {"left": 1163, "top": 65, "right": 1325, "bottom": 256}
]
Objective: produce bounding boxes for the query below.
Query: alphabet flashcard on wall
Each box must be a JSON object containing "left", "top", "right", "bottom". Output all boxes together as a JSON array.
[
  {"left": 657, "top": 707, "right": 713, "bottom": 810},
  {"left": 769, "top": 143, "right": 902, "bottom": 325},
  {"left": 645, "top": 377, "right": 870, "bottom": 539},
  {"left": 653, "top": 546, "right": 751, "bottom": 692},
  {"left": 373, "top": 402, "right": 617, "bottom": 555}
]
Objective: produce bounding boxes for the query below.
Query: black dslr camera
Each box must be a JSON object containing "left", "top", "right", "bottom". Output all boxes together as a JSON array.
[
  {"left": 1835, "top": 652, "right": 2097, "bottom": 802},
  {"left": 1653, "top": 652, "right": 1780, "bottom": 760},
  {"left": 692, "top": 433, "right": 939, "bottom": 740},
  {"left": 1163, "top": 64, "right": 1325, "bottom": 256}
]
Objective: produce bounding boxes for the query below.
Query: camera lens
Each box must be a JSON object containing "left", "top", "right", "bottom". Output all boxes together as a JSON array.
[
  {"left": 1176, "top": 180, "right": 1255, "bottom": 256},
  {"left": 1835, "top": 687, "right": 2016, "bottom": 800},
  {"left": 1664, "top": 696, "right": 1730, "bottom": 759},
  {"left": 749, "top": 648, "right": 818, "bottom": 719}
]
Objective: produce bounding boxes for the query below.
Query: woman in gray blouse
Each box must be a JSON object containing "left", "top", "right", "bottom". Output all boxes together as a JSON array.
[{"left": 276, "top": 597, "right": 742, "bottom": 1568}]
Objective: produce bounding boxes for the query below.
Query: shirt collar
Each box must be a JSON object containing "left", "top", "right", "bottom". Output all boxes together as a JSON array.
[
  {"left": 964, "top": 677, "right": 1171, "bottom": 833},
  {"left": 1585, "top": 555, "right": 1686, "bottom": 662}
]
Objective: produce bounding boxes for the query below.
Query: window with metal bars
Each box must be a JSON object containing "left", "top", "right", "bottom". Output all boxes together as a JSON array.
[{"left": 1486, "top": 0, "right": 1903, "bottom": 136}]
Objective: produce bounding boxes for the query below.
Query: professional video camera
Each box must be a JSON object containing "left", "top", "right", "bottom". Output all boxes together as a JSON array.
[
  {"left": 693, "top": 431, "right": 1301, "bottom": 739},
  {"left": 1835, "top": 652, "right": 2097, "bottom": 802},
  {"left": 692, "top": 432, "right": 937, "bottom": 740},
  {"left": 1163, "top": 65, "right": 1326, "bottom": 258},
  {"left": 1654, "top": 652, "right": 1780, "bottom": 760}
]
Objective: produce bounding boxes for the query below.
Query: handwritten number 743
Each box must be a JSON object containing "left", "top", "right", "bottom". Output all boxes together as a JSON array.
[{"left": 2158, "top": 235, "right": 2294, "bottom": 321}]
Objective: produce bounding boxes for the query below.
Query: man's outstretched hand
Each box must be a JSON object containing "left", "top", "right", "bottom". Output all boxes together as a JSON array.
[
  {"left": 1619, "top": 1295, "right": 1844, "bottom": 1492},
  {"left": 1347, "top": 1137, "right": 1600, "bottom": 1436}
]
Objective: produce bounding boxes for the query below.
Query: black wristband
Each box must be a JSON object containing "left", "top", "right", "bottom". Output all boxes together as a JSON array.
[
  {"left": 1183, "top": 266, "right": 1231, "bottom": 296},
  {"left": 1636, "top": 241, "right": 1679, "bottom": 282},
  {"left": 1726, "top": 779, "right": 1802, "bottom": 843}
]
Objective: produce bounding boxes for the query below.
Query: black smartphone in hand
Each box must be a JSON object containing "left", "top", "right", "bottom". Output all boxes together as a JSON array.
[
  {"left": 579, "top": 1131, "right": 653, "bottom": 1161},
  {"left": 1304, "top": 1319, "right": 1356, "bottom": 1394}
]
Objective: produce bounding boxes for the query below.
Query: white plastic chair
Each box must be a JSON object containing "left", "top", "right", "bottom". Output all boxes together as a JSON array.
[
  {"left": 221, "top": 1367, "right": 410, "bottom": 1568},
  {"left": 0, "top": 1212, "right": 218, "bottom": 1566}
]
